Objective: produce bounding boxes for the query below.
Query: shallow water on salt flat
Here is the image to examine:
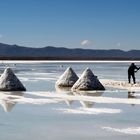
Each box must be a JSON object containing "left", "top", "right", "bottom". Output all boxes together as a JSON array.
[{"left": 0, "top": 61, "right": 140, "bottom": 140}]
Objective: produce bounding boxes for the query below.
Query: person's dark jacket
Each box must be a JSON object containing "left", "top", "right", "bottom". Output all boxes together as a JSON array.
[{"left": 128, "top": 63, "right": 139, "bottom": 74}]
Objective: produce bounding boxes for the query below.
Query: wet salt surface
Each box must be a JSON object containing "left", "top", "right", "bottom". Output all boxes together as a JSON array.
[
  {"left": 0, "top": 61, "right": 140, "bottom": 140},
  {"left": 102, "top": 126, "right": 140, "bottom": 135}
]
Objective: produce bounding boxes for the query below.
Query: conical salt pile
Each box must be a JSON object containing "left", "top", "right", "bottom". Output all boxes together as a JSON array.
[
  {"left": 0, "top": 68, "right": 26, "bottom": 91},
  {"left": 72, "top": 68, "right": 105, "bottom": 91},
  {"left": 56, "top": 67, "right": 78, "bottom": 87}
]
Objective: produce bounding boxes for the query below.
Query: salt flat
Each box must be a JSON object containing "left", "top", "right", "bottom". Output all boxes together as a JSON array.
[{"left": 102, "top": 79, "right": 140, "bottom": 90}]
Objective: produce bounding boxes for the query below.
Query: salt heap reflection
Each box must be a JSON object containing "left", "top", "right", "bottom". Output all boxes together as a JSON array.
[
  {"left": 73, "top": 90, "right": 103, "bottom": 108},
  {"left": 0, "top": 92, "right": 24, "bottom": 112},
  {"left": 55, "top": 86, "right": 122, "bottom": 115},
  {"left": 55, "top": 86, "right": 104, "bottom": 108},
  {"left": 55, "top": 86, "right": 74, "bottom": 106}
]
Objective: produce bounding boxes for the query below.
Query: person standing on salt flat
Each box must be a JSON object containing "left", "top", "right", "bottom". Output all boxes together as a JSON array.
[{"left": 128, "top": 63, "right": 140, "bottom": 84}]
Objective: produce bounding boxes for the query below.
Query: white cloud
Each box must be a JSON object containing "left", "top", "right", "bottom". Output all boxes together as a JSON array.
[
  {"left": 81, "top": 40, "right": 91, "bottom": 46},
  {"left": 0, "top": 34, "right": 3, "bottom": 38}
]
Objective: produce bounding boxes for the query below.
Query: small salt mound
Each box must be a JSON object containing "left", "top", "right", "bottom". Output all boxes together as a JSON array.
[
  {"left": 56, "top": 67, "right": 78, "bottom": 87},
  {"left": 72, "top": 68, "right": 105, "bottom": 91},
  {"left": 0, "top": 68, "right": 26, "bottom": 91}
]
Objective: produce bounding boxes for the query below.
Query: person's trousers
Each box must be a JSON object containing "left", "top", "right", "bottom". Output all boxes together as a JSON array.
[{"left": 128, "top": 73, "right": 136, "bottom": 84}]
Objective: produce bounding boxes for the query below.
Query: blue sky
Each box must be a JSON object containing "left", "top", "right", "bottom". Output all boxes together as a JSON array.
[{"left": 0, "top": 0, "right": 140, "bottom": 50}]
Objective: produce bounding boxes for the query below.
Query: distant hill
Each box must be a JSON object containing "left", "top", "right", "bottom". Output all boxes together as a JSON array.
[{"left": 0, "top": 43, "right": 140, "bottom": 60}]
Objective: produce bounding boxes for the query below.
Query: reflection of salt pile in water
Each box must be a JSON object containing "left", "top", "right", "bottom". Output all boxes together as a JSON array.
[
  {"left": 56, "top": 85, "right": 104, "bottom": 108},
  {"left": 1, "top": 98, "right": 16, "bottom": 112},
  {"left": 56, "top": 67, "right": 78, "bottom": 87},
  {"left": 55, "top": 86, "right": 74, "bottom": 106},
  {"left": 0, "top": 92, "right": 24, "bottom": 112},
  {"left": 72, "top": 68, "right": 105, "bottom": 91},
  {"left": 0, "top": 68, "right": 26, "bottom": 91},
  {"left": 74, "top": 91, "right": 103, "bottom": 108}
]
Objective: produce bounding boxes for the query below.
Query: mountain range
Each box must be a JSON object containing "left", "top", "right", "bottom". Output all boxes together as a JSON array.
[{"left": 0, "top": 43, "right": 140, "bottom": 60}]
